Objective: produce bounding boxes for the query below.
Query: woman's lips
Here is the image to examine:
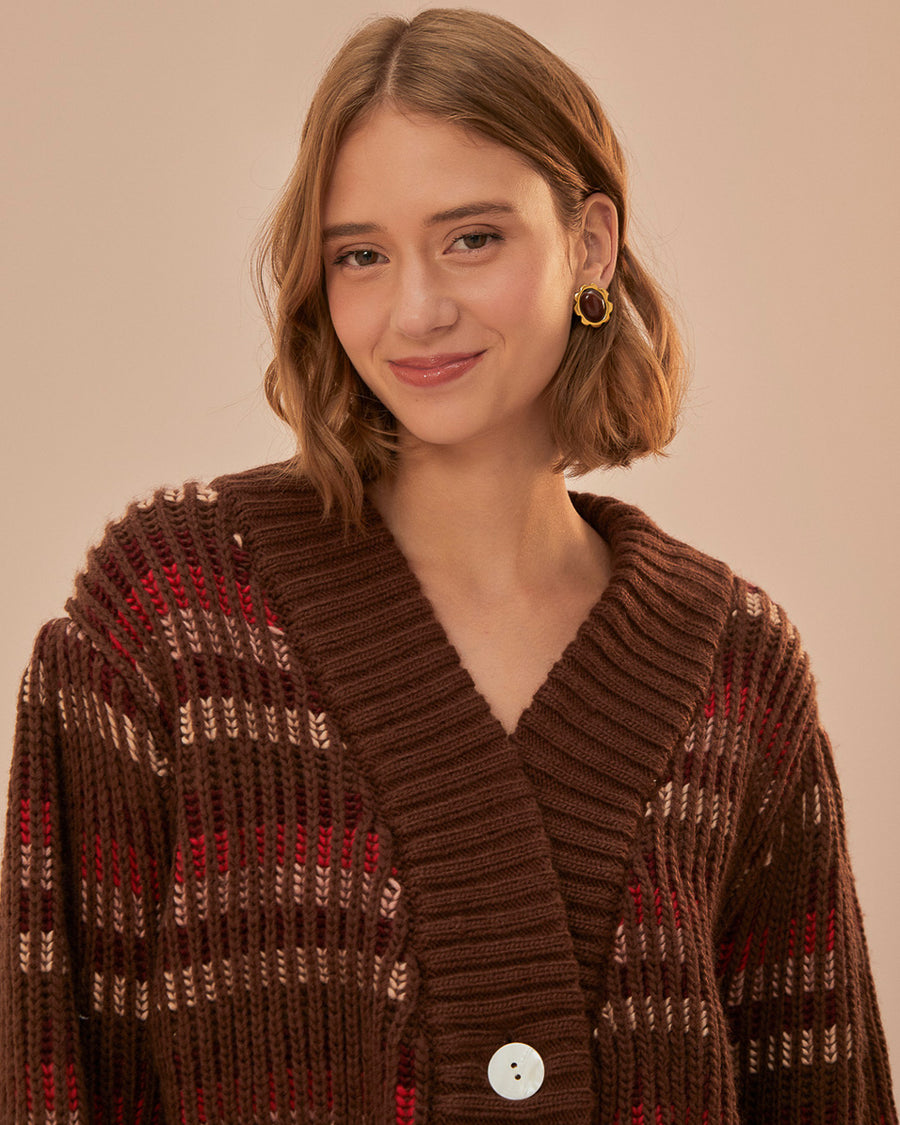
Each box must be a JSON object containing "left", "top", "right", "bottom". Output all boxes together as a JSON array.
[{"left": 387, "top": 351, "right": 484, "bottom": 387}]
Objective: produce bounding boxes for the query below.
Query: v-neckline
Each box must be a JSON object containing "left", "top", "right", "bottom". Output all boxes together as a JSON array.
[
  {"left": 215, "top": 462, "right": 735, "bottom": 1122},
  {"left": 353, "top": 487, "right": 619, "bottom": 745}
]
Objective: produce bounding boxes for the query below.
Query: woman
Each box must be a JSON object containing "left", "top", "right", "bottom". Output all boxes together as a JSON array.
[{"left": 1, "top": 9, "right": 895, "bottom": 1124}]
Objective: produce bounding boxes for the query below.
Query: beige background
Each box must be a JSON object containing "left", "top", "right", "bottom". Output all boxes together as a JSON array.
[{"left": 2, "top": 0, "right": 898, "bottom": 1075}]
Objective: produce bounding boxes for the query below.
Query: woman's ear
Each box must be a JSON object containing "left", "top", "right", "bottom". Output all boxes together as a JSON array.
[{"left": 575, "top": 193, "right": 619, "bottom": 289}]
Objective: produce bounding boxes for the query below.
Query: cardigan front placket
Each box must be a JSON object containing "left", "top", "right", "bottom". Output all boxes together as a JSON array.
[{"left": 218, "top": 467, "right": 733, "bottom": 1124}]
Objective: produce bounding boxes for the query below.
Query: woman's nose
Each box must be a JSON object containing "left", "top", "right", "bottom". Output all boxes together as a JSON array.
[{"left": 390, "top": 264, "right": 458, "bottom": 339}]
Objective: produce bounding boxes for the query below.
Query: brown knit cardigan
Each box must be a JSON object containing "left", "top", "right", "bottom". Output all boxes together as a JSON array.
[{"left": 1, "top": 463, "right": 896, "bottom": 1124}]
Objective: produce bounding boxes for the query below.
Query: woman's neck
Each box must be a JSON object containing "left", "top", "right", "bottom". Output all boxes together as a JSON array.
[{"left": 367, "top": 442, "right": 606, "bottom": 600}]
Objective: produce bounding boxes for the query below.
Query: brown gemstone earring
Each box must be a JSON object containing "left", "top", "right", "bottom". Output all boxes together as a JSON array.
[{"left": 573, "top": 284, "right": 613, "bottom": 327}]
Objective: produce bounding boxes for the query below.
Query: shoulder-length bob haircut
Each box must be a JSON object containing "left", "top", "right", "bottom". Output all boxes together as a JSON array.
[{"left": 256, "top": 8, "right": 686, "bottom": 524}]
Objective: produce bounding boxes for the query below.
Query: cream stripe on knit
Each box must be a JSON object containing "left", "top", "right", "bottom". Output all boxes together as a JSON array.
[
  {"left": 597, "top": 992, "right": 713, "bottom": 1038},
  {"left": 744, "top": 587, "right": 797, "bottom": 640},
  {"left": 724, "top": 947, "right": 836, "bottom": 1006},
  {"left": 646, "top": 780, "right": 735, "bottom": 831},
  {"left": 137, "top": 483, "right": 218, "bottom": 509},
  {"left": 748, "top": 1023, "right": 849, "bottom": 1074},
  {"left": 162, "top": 948, "right": 409, "bottom": 1011},
  {"left": 80, "top": 875, "right": 146, "bottom": 937},
  {"left": 171, "top": 857, "right": 400, "bottom": 922},
  {"left": 56, "top": 685, "right": 168, "bottom": 778},
  {"left": 18, "top": 841, "right": 51, "bottom": 887},
  {"left": 19, "top": 932, "right": 57, "bottom": 973},
  {"left": 91, "top": 974, "right": 150, "bottom": 1020}
]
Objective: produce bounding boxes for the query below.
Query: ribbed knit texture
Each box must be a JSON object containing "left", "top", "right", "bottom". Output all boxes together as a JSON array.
[{"left": 1, "top": 462, "right": 896, "bottom": 1124}]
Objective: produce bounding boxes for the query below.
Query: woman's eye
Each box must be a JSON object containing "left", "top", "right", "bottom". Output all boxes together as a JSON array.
[
  {"left": 335, "top": 248, "right": 384, "bottom": 269},
  {"left": 452, "top": 232, "right": 500, "bottom": 252}
]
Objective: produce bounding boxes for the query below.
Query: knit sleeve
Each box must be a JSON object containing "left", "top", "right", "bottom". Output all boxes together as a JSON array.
[
  {"left": 1, "top": 609, "right": 171, "bottom": 1123},
  {"left": 716, "top": 718, "right": 897, "bottom": 1123}
]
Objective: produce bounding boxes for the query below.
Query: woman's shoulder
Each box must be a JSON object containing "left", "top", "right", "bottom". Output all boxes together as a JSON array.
[
  {"left": 104, "top": 460, "right": 306, "bottom": 523},
  {"left": 582, "top": 495, "right": 825, "bottom": 802},
  {"left": 572, "top": 489, "right": 812, "bottom": 683},
  {"left": 77, "top": 462, "right": 313, "bottom": 563},
  {"left": 57, "top": 463, "right": 312, "bottom": 647}
]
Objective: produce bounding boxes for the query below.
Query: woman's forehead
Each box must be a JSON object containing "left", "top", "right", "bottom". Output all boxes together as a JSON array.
[{"left": 323, "top": 107, "right": 553, "bottom": 229}]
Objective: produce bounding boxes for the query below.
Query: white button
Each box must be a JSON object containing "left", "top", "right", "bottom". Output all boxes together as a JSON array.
[{"left": 487, "top": 1042, "right": 545, "bottom": 1100}]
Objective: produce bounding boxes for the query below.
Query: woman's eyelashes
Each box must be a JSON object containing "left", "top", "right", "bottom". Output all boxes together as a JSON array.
[
  {"left": 333, "top": 248, "right": 386, "bottom": 269},
  {"left": 449, "top": 231, "right": 503, "bottom": 252},
  {"left": 331, "top": 230, "right": 504, "bottom": 270}
]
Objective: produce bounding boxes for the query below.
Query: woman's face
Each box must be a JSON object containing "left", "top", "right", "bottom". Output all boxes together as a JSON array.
[{"left": 322, "top": 106, "right": 599, "bottom": 460}]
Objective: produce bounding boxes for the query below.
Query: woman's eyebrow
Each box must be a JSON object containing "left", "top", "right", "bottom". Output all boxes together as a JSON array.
[
  {"left": 425, "top": 201, "right": 516, "bottom": 226},
  {"left": 322, "top": 201, "right": 516, "bottom": 243}
]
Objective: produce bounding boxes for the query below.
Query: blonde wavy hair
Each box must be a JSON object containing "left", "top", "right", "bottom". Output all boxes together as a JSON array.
[{"left": 256, "top": 8, "right": 686, "bottom": 523}]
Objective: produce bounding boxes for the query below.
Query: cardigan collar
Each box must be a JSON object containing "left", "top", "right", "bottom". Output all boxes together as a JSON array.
[{"left": 215, "top": 462, "right": 734, "bottom": 1123}]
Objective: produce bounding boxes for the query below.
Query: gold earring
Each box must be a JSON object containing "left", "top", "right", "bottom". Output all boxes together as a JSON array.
[{"left": 573, "top": 284, "right": 613, "bottom": 327}]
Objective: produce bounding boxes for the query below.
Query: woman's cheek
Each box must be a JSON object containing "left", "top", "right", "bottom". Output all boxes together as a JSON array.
[
  {"left": 328, "top": 280, "right": 381, "bottom": 361},
  {"left": 466, "top": 259, "right": 537, "bottom": 323}
]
